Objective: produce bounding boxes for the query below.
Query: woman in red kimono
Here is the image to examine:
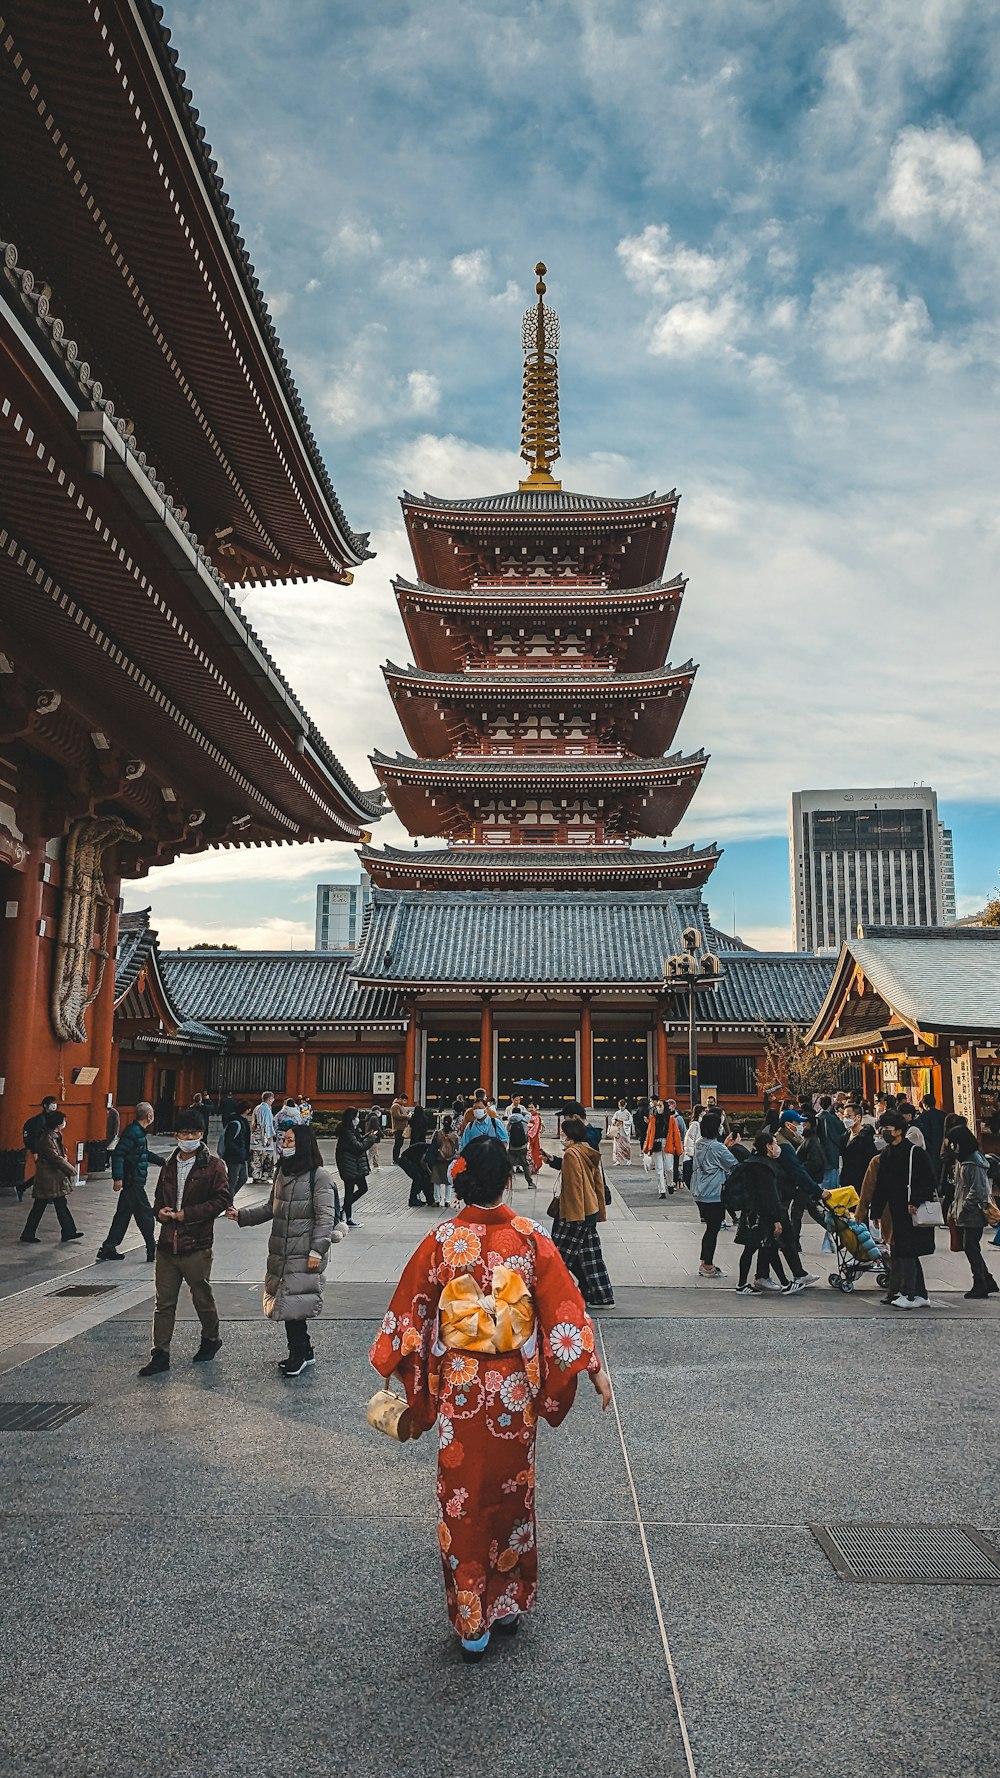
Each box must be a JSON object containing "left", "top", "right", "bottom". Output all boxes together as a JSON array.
[
  {"left": 526, "top": 1102, "right": 544, "bottom": 1176},
  {"left": 370, "top": 1135, "right": 612, "bottom": 1661}
]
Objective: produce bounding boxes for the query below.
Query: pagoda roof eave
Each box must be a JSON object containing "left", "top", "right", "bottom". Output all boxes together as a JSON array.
[
  {"left": 358, "top": 841, "right": 721, "bottom": 891},
  {"left": 392, "top": 573, "right": 686, "bottom": 609},
  {"left": 382, "top": 660, "right": 697, "bottom": 698},
  {"left": 371, "top": 749, "right": 708, "bottom": 785},
  {"left": 400, "top": 488, "right": 678, "bottom": 517}
]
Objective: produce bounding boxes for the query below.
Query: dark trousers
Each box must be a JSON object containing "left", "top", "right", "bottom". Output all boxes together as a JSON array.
[
  {"left": 697, "top": 1201, "right": 725, "bottom": 1266},
  {"left": 509, "top": 1150, "right": 533, "bottom": 1188},
  {"left": 23, "top": 1195, "right": 78, "bottom": 1239},
  {"left": 756, "top": 1221, "right": 806, "bottom": 1282},
  {"left": 888, "top": 1253, "right": 928, "bottom": 1299},
  {"left": 400, "top": 1145, "right": 432, "bottom": 1204},
  {"left": 285, "top": 1318, "right": 313, "bottom": 1360},
  {"left": 392, "top": 1131, "right": 405, "bottom": 1165},
  {"left": 226, "top": 1161, "right": 248, "bottom": 1197},
  {"left": 343, "top": 1177, "right": 366, "bottom": 1221},
  {"left": 739, "top": 1231, "right": 790, "bottom": 1288},
  {"left": 102, "top": 1181, "right": 156, "bottom": 1256},
  {"left": 961, "top": 1225, "right": 994, "bottom": 1289}
]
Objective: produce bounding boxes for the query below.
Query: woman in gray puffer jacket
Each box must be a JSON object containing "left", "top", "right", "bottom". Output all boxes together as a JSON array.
[
  {"left": 227, "top": 1124, "right": 343, "bottom": 1376},
  {"left": 946, "top": 1125, "right": 998, "bottom": 1300}
]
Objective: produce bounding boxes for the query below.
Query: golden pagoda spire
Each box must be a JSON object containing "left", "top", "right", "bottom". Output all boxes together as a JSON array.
[{"left": 519, "top": 261, "right": 562, "bottom": 490}]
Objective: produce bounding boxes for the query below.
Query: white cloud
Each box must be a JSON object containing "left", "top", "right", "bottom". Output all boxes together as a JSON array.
[
  {"left": 739, "top": 923, "right": 794, "bottom": 953},
  {"left": 405, "top": 370, "right": 441, "bottom": 414},
  {"left": 649, "top": 293, "right": 746, "bottom": 358},
  {"left": 146, "top": 913, "right": 317, "bottom": 950},
  {"left": 378, "top": 256, "right": 431, "bottom": 291},
  {"left": 451, "top": 249, "right": 491, "bottom": 287},
  {"left": 327, "top": 220, "right": 382, "bottom": 260},
  {"left": 809, "top": 266, "right": 932, "bottom": 372},
  {"left": 881, "top": 123, "right": 1000, "bottom": 296},
  {"left": 618, "top": 224, "right": 748, "bottom": 358},
  {"left": 304, "top": 277, "right": 320, "bottom": 294}
]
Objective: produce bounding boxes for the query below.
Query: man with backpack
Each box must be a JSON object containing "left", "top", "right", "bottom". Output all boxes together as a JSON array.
[
  {"left": 506, "top": 1103, "right": 534, "bottom": 1189},
  {"left": 817, "top": 1095, "right": 848, "bottom": 1190},
  {"left": 724, "top": 1132, "right": 816, "bottom": 1294}
]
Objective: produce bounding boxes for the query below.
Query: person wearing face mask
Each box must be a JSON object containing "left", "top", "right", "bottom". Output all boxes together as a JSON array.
[
  {"left": 227, "top": 1123, "right": 342, "bottom": 1376},
  {"left": 139, "top": 1111, "right": 231, "bottom": 1376},
  {"left": 869, "top": 1113, "right": 938, "bottom": 1308},
  {"left": 838, "top": 1106, "right": 878, "bottom": 1196},
  {"left": 458, "top": 1102, "right": 509, "bottom": 1154}
]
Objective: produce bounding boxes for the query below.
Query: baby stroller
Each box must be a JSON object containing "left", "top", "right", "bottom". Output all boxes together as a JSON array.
[{"left": 822, "top": 1201, "right": 889, "bottom": 1294}]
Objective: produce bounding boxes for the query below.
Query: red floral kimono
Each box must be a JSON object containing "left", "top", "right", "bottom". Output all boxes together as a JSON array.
[
  {"left": 526, "top": 1111, "right": 544, "bottom": 1176},
  {"left": 369, "top": 1204, "right": 600, "bottom": 1640}
]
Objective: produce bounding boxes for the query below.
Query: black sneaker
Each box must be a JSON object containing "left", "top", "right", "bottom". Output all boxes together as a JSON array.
[
  {"left": 192, "top": 1337, "right": 223, "bottom": 1363},
  {"left": 96, "top": 1248, "right": 125, "bottom": 1262},
  {"left": 61, "top": 1232, "right": 84, "bottom": 1243},
  {"left": 281, "top": 1354, "right": 315, "bottom": 1378},
  {"left": 18, "top": 1235, "right": 41, "bottom": 1244},
  {"left": 139, "top": 1349, "right": 170, "bottom": 1377}
]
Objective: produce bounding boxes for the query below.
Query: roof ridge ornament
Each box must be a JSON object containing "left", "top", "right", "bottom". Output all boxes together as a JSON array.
[{"left": 519, "top": 262, "right": 562, "bottom": 490}]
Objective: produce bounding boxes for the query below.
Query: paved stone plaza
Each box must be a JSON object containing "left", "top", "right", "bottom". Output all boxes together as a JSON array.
[{"left": 1, "top": 1146, "right": 997, "bottom": 1778}]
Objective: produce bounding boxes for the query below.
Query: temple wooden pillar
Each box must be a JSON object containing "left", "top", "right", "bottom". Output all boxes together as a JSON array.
[
  {"left": 84, "top": 893, "right": 121, "bottom": 1166},
  {"left": 403, "top": 1007, "right": 418, "bottom": 1100},
  {"left": 0, "top": 840, "right": 46, "bottom": 1182},
  {"left": 656, "top": 1017, "right": 669, "bottom": 1100},
  {"left": 579, "top": 999, "right": 593, "bottom": 1108},
  {"left": 479, "top": 996, "right": 494, "bottom": 1095}
]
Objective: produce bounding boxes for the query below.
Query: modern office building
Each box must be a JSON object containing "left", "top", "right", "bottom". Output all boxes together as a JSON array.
[
  {"left": 790, "top": 787, "right": 949, "bottom": 952},
  {"left": 315, "top": 877, "right": 371, "bottom": 950},
  {"left": 938, "top": 824, "right": 957, "bottom": 923}
]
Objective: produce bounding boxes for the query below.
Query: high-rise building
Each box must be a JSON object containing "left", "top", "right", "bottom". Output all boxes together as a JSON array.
[
  {"left": 938, "top": 823, "right": 957, "bottom": 923},
  {"left": 790, "top": 788, "right": 947, "bottom": 952},
  {"left": 315, "top": 876, "right": 371, "bottom": 950}
]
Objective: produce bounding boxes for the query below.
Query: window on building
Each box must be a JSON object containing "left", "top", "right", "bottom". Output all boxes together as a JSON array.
[
  {"left": 207, "top": 1055, "right": 287, "bottom": 1096},
  {"left": 675, "top": 1054, "right": 758, "bottom": 1096},
  {"left": 318, "top": 1053, "right": 399, "bottom": 1095}
]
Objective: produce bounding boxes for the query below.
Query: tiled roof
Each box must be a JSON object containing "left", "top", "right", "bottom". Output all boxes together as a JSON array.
[
  {"left": 353, "top": 889, "right": 713, "bottom": 986},
  {"left": 115, "top": 911, "right": 227, "bottom": 1048},
  {"left": 838, "top": 928, "right": 1000, "bottom": 1033},
  {"left": 692, "top": 954, "right": 836, "bottom": 1026},
  {"left": 372, "top": 750, "right": 706, "bottom": 779},
  {"left": 401, "top": 490, "right": 675, "bottom": 515},
  {"left": 115, "top": 910, "right": 158, "bottom": 1001},
  {"left": 140, "top": 2, "right": 372, "bottom": 566},
  {"left": 384, "top": 661, "right": 696, "bottom": 692},
  {"left": 360, "top": 843, "right": 720, "bottom": 871},
  {"left": 394, "top": 573, "right": 685, "bottom": 605},
  {"left": 161, "top": 950, "right": 407, "bottom": 1029}
]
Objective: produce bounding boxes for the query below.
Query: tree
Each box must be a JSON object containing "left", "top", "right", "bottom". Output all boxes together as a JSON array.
[
  {"left": 184, "top": 942, "right": 240, "bottom": 951},
  {"left": 980, "top": 891, "right": 1000, "bottom": 928},
  {"left": 760, "top": 1026, "right": 842, "bottom": 1099}
]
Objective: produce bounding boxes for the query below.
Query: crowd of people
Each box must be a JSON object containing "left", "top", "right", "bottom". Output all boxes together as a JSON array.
[{"left": 10, "top": 1073, "right": 1000, "bottom": 1667}]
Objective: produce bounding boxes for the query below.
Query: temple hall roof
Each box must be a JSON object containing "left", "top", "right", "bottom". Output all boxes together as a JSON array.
[
  {"left": 162, "top": 950, "right": 407, "bottom": 1031},
  {"left": 353, "top": 888, "right": 713, "bottom": 989},
  {"left": 807, "top": 926, "right": 1000, "bottom": 1046}
]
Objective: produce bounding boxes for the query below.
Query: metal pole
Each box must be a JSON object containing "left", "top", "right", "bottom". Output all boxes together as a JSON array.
[{"left": 688, "top": 978, "right": 698, "bottom": 1114}]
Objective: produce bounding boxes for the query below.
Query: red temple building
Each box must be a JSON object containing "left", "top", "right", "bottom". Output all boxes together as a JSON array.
[{"left": 0, "top": 0, "right": 381, "bottom": 1178}]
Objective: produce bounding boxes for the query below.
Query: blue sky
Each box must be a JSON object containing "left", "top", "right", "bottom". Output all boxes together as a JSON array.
[{"left": 128, "top": 0, "right": 1000, "bottom": 950}]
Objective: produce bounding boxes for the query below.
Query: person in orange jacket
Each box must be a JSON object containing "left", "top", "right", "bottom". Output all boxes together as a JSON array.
[{"left": 642, "top": 1099, "right": 684, "bottom": 1198}]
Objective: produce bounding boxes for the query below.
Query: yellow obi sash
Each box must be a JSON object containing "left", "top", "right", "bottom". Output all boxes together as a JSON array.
[{"left": 439, "top": 1266, "right": 535, "bottom": 1354}]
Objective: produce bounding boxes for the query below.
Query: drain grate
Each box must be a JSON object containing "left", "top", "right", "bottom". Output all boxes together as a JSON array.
[
  {"left": 812, "top": 1523, "right": 1000, "bottom": 1584},
  {"left": 0, "top": 1401, "right": 91, "bottom": 1432},
  {"left": 49, "top": 1283, "right": 118, "bottom": 1299}
]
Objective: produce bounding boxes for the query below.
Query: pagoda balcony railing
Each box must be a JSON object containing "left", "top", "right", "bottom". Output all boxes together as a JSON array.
[
  {"left": 454, "top": 826, "right": 622, "bottom": 848},
  {"left": 469, "top": 574, "right": 610, "bottom": 592},
  {"left": 455, "top": 741, "right": 624, "bottom": 758},
  {"left": 461, "top": 654, "right": 616, "bottom": 673}
]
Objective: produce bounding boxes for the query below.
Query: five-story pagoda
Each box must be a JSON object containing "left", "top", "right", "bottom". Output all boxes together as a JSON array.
[{"left": 362, "top": 265, "right": 719, "bottom": 895}]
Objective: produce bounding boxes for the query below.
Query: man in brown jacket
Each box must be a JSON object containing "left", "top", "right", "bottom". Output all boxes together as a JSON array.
[
  {"left": 139, "top": 1109, "right": 231, "bottom": 1377},
  {"left": 389, "top": 1093, "right": 410, "bottom": 1165}
]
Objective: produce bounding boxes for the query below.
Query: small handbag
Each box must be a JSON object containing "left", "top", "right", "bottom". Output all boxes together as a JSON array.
[
  {"left": 546, "top": 1194, "right": 560, "bottom": 1219},
  {"left": 907, "top": 1146, "right": 944, "bottom": 1227},
  {"left": 366, "top": 1388, "right": 419, "bottom": 1442},
  {"left": 982, "top": 1199, "right": 1000, "bottom": 1228}
]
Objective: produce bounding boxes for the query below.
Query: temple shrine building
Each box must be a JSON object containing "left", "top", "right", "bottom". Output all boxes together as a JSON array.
[{"left": 0, "top": 0, "right": 382, "bottom": 1178}]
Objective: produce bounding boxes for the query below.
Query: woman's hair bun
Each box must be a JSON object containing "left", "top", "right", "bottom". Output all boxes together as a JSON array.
[{"left": 450, "top": 1136, "right": 511, "bottom": 1206}]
